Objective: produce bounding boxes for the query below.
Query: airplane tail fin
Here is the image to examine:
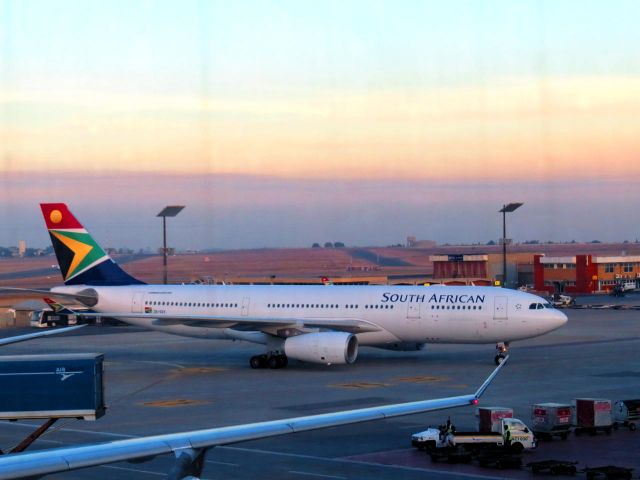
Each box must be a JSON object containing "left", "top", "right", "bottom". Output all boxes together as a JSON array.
[
  {"left": 43, "top": 297, "right": 78, "bottom": 315},
  {"left": 40, "top": 203, "right": 145, "bottom": 286}
]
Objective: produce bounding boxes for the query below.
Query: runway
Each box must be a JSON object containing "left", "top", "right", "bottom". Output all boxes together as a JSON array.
[{"left": 0, "top": 307, "right": 639, "bottom": 479}]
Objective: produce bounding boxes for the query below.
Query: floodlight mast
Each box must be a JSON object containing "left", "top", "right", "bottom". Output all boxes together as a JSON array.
[
  {"left": 157, "top": 206, "right": 185, "bottom": 284},
  {"left": 499, "top": 203, "right": 523, "bottom": 288}
]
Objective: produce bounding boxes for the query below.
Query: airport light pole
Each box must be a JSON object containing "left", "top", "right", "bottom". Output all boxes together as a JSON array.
[
  {"left": 157, "top": 205, "right": 185, "bottom": 284},
  {"left": 499, "top": 203, "right": 523, "bottom": 288}
]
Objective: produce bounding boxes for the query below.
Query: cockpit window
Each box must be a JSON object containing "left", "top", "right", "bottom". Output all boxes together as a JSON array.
[{"left": 530, "top": 302, "right": 549, "bottom": 310}]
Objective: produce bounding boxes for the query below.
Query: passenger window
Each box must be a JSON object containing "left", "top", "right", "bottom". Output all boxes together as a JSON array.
[{"left": 529, "top": 303, "right": 537, "bottom": 309}]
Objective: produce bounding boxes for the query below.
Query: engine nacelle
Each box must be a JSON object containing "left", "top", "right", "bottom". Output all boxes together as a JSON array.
[
  {"left": 284, "top": 332, "right": 358, "bottom": 365},
  {"left": 375, "top": 342, "right": 426, "bottom": 352}
]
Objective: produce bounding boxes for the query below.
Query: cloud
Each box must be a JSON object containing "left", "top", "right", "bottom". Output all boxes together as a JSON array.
[{"left": 2, "top": 76, "right": 640, "bottom": 181}]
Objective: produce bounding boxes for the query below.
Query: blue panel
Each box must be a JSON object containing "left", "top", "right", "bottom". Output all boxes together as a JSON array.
[{"left": 0, "top": 354, "right": 105, "bottom": 420}]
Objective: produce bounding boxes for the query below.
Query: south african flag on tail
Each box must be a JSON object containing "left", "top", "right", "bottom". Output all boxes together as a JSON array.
[{"left": 40, "top": 203, "right": 145, "bottom": 286}]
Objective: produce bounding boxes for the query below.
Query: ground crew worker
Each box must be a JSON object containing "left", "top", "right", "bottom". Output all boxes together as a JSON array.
[{"left": 504, "top": 425, "right": 512, "bottom": 448}]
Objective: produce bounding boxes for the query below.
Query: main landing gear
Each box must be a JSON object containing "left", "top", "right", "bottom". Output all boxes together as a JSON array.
[
  {"left": 249, "top": 353, "right": 288, "bottom": 369},
  {"left": 495, "top": 342, "right": 509, "bottom": 365}
]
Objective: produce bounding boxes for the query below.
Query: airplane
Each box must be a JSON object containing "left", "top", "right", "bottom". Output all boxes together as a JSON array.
[
  {"left": 3, "top": 203, "right": 567, "bottom": 368},
  {"left": 0, "top": 356, "right": 509, "bottom": 479}
]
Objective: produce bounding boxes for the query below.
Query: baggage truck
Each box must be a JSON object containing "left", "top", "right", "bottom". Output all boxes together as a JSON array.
[
  {"left": 477, "top": 406, "right": 513, "bottom": 433},
  {"left": 613, "top": 399, "right": 640, "bottom": 431},
  {"left": 531, "top": 403, "right": 573, "bottom": 439},
  {"left": 573, "top": 398, "right": 613, "bottom": 435},
  {"left": 412, "top": 417, "right": 536, "bottom": 454},
  {"left": 0, "top": 353, "right": 105, "bottom": 421}
]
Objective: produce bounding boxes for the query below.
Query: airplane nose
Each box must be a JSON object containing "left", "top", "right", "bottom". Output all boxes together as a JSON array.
[{"left": 552, "top": 310, "right": 568, "bottom": 329}]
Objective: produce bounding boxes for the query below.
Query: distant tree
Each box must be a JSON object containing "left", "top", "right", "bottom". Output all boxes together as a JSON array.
[
  {"left": 334, "top": 242, "right": 345, "bottom": 248},
  {"left": 324, "top": 242, "right": 334, "bottom": 248},
  {"left": 312, "top": 243, "right": 321, "bottom": 248},
  {"left": 590, "top": 240, "right": 602, "bottom": 243},
  {"left": 486, "top": 240, "right": 496, "bottom": 245},
  {"left": 623, "top": 240, "right": 630, "bottom": 244}
]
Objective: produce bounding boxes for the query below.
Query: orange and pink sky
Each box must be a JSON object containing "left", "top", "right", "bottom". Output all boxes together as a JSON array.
[{"left": 1, "top": 1, "right": 639, "bottom": 249}]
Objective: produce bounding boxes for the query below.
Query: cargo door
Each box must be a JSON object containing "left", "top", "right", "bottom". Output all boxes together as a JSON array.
[
  {"left": 241, "top": 296, "right": 250, "bottom": 317},
  {"left": 132, "top": 292, "right": 144, "bottom": 313}
]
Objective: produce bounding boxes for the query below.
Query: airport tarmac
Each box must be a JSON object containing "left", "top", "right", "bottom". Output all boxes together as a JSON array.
[{"left": 0, "top": 307, "right": 639, "bottom": 479}]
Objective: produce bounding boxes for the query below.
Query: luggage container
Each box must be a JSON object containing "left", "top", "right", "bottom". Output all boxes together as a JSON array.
[
  {"left": 574, "top": 398, "right": 613, "bottom": 435},
  {"left": 531, "top": 403, "right": 573, "bottom": 439},
  {"left": 477, "top": 406, "right": 513, "bottom": 433},
  {"left": 0, "top": 353, "right": 105, "bottom": 421},
  {"left": 613, "top": 399, "right": 640, "bottom": 431}
]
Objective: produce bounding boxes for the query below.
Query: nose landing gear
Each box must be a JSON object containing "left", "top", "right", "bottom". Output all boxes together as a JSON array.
[{"left": 495, "top": 342, "right": 509, "bottom": 365}]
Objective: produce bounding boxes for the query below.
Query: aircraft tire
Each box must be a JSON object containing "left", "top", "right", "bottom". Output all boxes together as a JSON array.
[
  {"left": 250, "top": 355, "right": 267, "bottom": 369},
  {"left": 268, "top": 356, "right": 280, "bottom": 369},
  {"left": 494, "top": 353, "right": 506, "bottom": 365},
  {"left": 268, "top": 355, "right": 287, "bottom": 369}
]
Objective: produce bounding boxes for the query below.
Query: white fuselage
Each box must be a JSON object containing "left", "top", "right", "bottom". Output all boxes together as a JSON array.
[{"left": 52, "top": 284, "right": 567, "bottom": 347}]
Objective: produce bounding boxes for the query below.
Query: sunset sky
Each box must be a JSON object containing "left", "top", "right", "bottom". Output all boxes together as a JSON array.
[{"left": 1, "top": 1, "right": 639, "bottom": 249}]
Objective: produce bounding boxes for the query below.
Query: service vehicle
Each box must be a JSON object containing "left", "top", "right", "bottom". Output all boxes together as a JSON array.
[
  {"left": 411, "top": 417, "right": 536, "bottom": 453},
  {"left": 552, "top": 294, "right": 576, "bottom": 307},
  {"left": 531, "top": 403, "right": 573, "bottom": 439},
  {"left": 29, "top": 309, "right": 76, "bottom": 328}
]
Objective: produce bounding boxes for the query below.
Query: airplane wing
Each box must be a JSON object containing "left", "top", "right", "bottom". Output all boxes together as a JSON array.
[
  {"left": 0, "top": 357, "right": 509, "bottom": 479},
  {"left": 0, "top": 325, "right": 86, "bottom": 347},
  {"left": 0, "top": 287, "right": 98, "bottom": 305},
  {"left": 74, "top": 312, "right": 383, "bottom": 333}
]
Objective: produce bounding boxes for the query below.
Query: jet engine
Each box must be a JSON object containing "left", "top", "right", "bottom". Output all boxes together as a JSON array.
[{"left": 284, "top": 332, "right": 358, "bottom": 365}]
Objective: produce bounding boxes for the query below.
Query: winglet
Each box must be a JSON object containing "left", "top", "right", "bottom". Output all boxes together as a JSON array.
[{"left": 472, "top": 355, "right": 509, "bottom": 402}]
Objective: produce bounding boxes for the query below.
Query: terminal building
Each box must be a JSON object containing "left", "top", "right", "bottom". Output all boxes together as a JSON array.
[
  {"left": 534, "top": 254, "right": 640, "bottom": 294},
  {"left": 430, "top": 253, "right": 536, "bottom": 288}
]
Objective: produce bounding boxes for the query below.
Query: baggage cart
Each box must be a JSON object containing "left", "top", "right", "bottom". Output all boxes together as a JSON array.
[
  {"left": 582, "top": 466, "right": 633, "bottom": 480},
  {"left": 573, "top": 398, "right": 613, "bottom": 435},
  {"left": 477, "top": 451, "right": 522, "bottom": 469},
  {"left": 613, "top": 399, "right": 639, "bottom": 431},
  {"left": 526, "top": 460, "right": 578, "bottom": 475},
  {"left": 429, "top": 447, "right": 473, "bottom": 464},
  {"left": 478, "top": 406, "right": 513, "bottom": 433},
  {"left": 531, "top": 403, "right": 573, "bottom": 439}
]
